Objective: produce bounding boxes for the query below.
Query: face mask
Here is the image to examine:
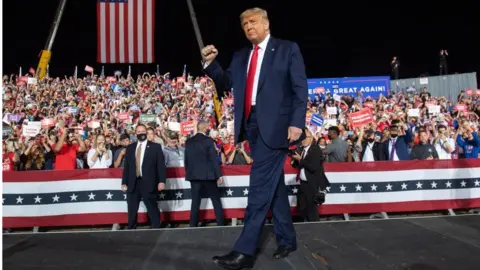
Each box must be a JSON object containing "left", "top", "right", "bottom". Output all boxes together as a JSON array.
[
  {"left": 137, "top": 133, "right": 147, "bottom": 142},
  {"left": 367, "top": 138, "right": 375, "bottom": 143},
  {"left": 390, "top": 134, "right": 398, "bottom": 138},
  {"left": 319, "top": 145, "right": 326, "bottom": 149}
]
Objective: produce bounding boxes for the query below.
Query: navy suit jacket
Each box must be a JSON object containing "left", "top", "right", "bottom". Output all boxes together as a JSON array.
[
  {"left": 385, "top": 129, "right": 412, "bottom": 161},
  {"left": 184, "top": 133, "right": 222, "bottom": 181},
  {"left": 121, "top": 141, "right": 166, "bottom": 193},
  {"left": 204, "top": 36, "right": 308, "bottom": 149}
]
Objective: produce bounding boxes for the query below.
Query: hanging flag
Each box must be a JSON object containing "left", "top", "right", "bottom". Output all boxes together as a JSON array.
[{"left": 97, "top": 0, "right": 155, "bottom": 64}]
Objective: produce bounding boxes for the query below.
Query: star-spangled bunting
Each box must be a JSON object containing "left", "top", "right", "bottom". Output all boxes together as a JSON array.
[{"left": 3, "top": 178, "right": 480, "bottom": 206}]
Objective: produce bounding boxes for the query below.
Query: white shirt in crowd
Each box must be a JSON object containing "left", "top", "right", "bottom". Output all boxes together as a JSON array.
[
  {"left": 362, "top": 142, "right": 376, "bottom": 162},
  {"left": 388, "top": 138, "right": 400, "bottom": 161},
  {"left": 87, "top": 148, "right": 113, "bottom": 169},
  {"left": 299, "top": 145, "right": 311, "bottom": 182},
  {"left": 203, "top": 34, "right": 271, "bottom": 106},
  {"left": 135, "top": 141, "right": 147, "bottom": 176},
  {"left": 434, "top": 137, "right": 455, "bottom": 159}
]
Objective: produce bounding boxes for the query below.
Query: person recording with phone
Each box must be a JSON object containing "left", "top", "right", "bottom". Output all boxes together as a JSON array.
[
  {"left": 227, "top": 142, "right": 252, "bottom": 165},
  {"left": 290, "top": 129, "right": 329, "bottom": 222},
  {"left": 456, "top": 124, "right": 480, "bottom": 159},
  {"left": 52, "top": 127, "right": 86, "bottom": 170},
  {"left": 87, "top": 134, "right": 113, "bottom": 169}
]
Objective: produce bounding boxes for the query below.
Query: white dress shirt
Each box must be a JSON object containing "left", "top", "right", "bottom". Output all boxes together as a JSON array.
[
  {"left": 388, "top": 138, "right": 399, "bottom": 161},
  {"left": 299, "top": 145, "right": 310, "bottom": 182},
  {"left": 203, "top": 34, "right": 271, "bottom": 106},
  {"left": 246, "top": 34, "right": 270, "bottom": 106},
  {"left": 87, "top": 148, "right": 113, "bottom": 169},
  {"left": 362, "top": 142, "right": 375, "bottom": 162},
  {"left": 135, "top": 141, "right": 147, "bottom": 177}
]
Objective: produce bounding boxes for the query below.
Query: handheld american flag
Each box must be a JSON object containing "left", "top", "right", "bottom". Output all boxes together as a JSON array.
[{"left": 97, "top": 0, "right": 155, "bottom": 64}]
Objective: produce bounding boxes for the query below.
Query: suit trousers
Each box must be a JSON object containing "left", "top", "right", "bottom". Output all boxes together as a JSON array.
[
  {"left": 297, "top": 180, "right": 319, "bottom": 222},
  {"left": 189, "top": 180, "right": 225, "bottom": 227},
  {"left": 126, "top": 177, "right": 161, "bottom": 229},
  {"left": 232, "top": 110, "right": 297, "bottom": 256}
]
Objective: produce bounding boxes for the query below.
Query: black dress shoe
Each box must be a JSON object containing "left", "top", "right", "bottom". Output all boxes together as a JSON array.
[
  {"left": 212, "top": 251, "right": 254, "bottom": 270},
  {"left": 273, "top": 246, "right": 296, "bottom": 259}
]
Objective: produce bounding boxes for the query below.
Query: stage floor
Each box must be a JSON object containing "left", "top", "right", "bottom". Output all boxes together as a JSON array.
[{"left": 3, "top": 215, "right": 480, "bottom": 270}]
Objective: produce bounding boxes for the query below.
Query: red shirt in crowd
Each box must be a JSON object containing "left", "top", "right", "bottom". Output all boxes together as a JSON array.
[
  {"left": 3, "top": 152, "right": 15, "bottom": 172},
  {"left": 51, "top": 144, "right": 80, "bottom": 170}
]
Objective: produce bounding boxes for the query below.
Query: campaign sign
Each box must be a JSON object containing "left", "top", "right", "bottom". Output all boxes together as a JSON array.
[
  {"left": 308, "top": 76, "right": 390, "bottom": 99},
  {"left": 310, "top": 114, "right": 324, "bottom": 127}
]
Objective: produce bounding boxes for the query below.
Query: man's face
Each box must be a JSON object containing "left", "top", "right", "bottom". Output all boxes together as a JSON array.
[
  {"left": 122, "top": 138, "right": 130, "bottom": 146},
  {"left": 242, "top": 13, "right": 268, "bottom": 44},
  {"left": 135, "top": 125, "right": 147, "bottom": 136},
  {"left": 301, "top": 133, "right": 313, "bottom": 147},
  {"left": 390, "top": 127, "right": 399, "bottom": 137},
  {"left": 420, "top": 132, "right": 429, "bottom": 144},
  {"left": 327, "top": 130, "right": 336, "bottom": 140}
]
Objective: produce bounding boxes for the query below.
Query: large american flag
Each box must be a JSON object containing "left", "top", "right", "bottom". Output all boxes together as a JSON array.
[{"left": 97, "top": 0, "right": 155, "bottom": 64}]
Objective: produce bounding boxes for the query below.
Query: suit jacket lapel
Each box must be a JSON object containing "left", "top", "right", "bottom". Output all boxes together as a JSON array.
[
  {"left": 257, "top": 37, "right": 276, "bottom": 94},
  {"left": 236, "top": 47, "right": 250, "bottom": 113}
]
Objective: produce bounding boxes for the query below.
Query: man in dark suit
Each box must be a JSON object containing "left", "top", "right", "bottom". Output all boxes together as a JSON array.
[
  {"left": 290, "top": 129, "right": 329, "bottom": 222},
  {"left": 184, "top": 120, "right": 225, "bottom": 227},
  {"left": 202, "top": 7, "right": 308, "bottom": 269},
  {"left": 384, "top": 124, "right": 412, "bottom": 161},
  {"left": 121, "top": 124, "right": 166, "bottom": 229},
  {"left": 355, "top": 127, "right": 386, "bottom": 162}
]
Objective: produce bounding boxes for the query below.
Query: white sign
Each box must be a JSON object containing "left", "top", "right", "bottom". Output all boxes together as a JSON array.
[
  {"left": 325, "top": 119, "right": 337, "bottom": 127},
  {"left": 27, "top": 78, "right": 37, "bottom": 85},
  {"left": 326, "top": 107, "right": 337, "bottom": 115},
  {"left": 227, "top": 121, "right": 234, "bottom": 134},
  {"left": 419, "top": 78, "right": 429, "bottom": 85},
  {"left": 333, "top": 94, "right": 342, "bottom": 102},
  {"left": 408, "top": 109, "right": 420, "bottom": 117},
  {"left": 429, "top": 105, "right": 440, "bottom": 115},
  {"left": 167, "top": 122, "right": 180, "bottom": 131},
  {"left": 22, "top": 121, "right": 41, "bottom": 137}
]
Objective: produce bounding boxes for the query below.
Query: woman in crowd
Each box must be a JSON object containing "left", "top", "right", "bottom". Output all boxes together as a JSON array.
[
  {"left": 87, "top": 134, "right": 113, "bottom": 169},
  {"left": 20, "top": 140, "right": 49, "bottom": 171}
]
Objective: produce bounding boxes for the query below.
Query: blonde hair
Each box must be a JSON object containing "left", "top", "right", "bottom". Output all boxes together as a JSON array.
[{"left": 240, "top": 7, "right": 269, "bottom": 23}]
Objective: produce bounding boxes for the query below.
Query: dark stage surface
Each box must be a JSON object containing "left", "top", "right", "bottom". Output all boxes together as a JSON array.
[{"left": 3, "top": 215, "right": 480, "bottom": 270}]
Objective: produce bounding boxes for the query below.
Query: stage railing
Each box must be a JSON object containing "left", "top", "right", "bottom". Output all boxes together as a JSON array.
[{"left": 3, "top": 159, "right": 480, "bottom": 230}]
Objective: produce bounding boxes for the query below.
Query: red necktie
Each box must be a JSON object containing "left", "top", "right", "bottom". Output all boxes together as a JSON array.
[{"left": 244, "top": 45, "right": 259, "bottom": 119}]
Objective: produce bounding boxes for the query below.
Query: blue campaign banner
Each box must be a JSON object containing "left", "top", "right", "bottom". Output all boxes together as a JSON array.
[
  {"left": 307, "top": 76, "right": 390, "bottom": 99},
  {"left": 310, "top": 114, "right": 323, "bottom": 127}
]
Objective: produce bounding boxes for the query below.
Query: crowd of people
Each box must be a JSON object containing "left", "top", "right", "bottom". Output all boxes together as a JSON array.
[{"left": 2, "top": 72, "right": 479, "bottom": 172}]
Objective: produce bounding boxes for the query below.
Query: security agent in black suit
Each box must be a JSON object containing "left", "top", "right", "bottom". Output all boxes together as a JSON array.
[
  {"left": 121, "top": 124, "right": 166, "bottom": 229},
  {"left": 184, "top": 120, "right": 225, "bottom": 227},
  {"left": 290, "top": 129, "right": 330, "bottom": 221}
]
